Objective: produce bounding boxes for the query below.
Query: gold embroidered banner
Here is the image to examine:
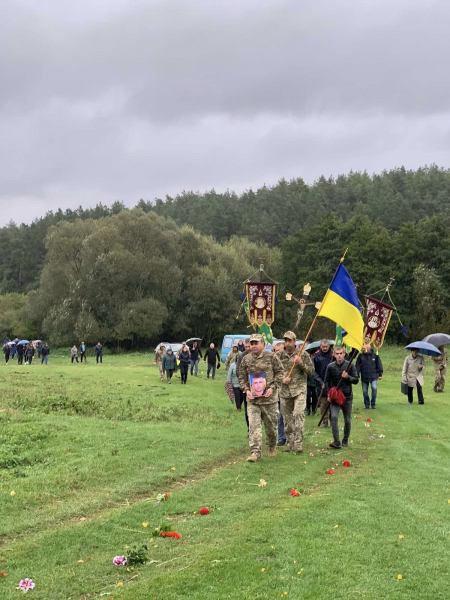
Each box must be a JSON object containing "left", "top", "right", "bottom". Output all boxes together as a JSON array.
[
  {"left": 245, "top": 282, "right": 276, "bottom": 327},
  {"left": 364, "top": 296, "right": 394, "bottom": 349}
]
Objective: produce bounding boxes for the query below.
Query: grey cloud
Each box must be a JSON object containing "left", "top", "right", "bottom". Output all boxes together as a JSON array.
[{"left": 0, "top": 0, "right": 449, "bottom": 225}]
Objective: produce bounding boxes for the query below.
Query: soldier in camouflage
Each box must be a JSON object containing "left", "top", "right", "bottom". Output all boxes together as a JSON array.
[
  {"left": 238, "top": 333, "right": 284, "bottom": 462},
  {"left": 154, "top": 344, "right": 166, "bottom": 381},
  {"left": 432, "top": 345, "right": 448, "bottom": 392},
  {"left": 225, "top": 345, "right": 239, "bottom": 369},
  {"left": 278, "top": 331, "right": 314, "bottom": 453}
]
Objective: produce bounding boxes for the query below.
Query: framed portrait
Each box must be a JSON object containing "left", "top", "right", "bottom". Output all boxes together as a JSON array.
[{"left": 249, "top": 373, "right": 267, "bottom": 397}]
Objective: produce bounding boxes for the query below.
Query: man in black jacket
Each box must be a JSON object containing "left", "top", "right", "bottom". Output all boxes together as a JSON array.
[
  {"left": 355, "top": 343, "right": 383, "bottom": 409},
  {"left": 203, "top": 343, "right": 220, "bottom": 379},
  {"left": 313, "top": 340, "right": 334, "bottom": 428},
  {"left": 325, "top": 346, "right": 359, "bottom": 449},
  {"left": 41, "top": 343, "right": 50, "bottom": 365}
]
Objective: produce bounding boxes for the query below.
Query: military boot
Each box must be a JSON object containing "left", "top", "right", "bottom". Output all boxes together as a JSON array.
[
  {"left": 268, "top": 448, "right": 277, "bottom": 458},
  {"left": 247, "top": 454, "right": 260, "bottom": 462}
]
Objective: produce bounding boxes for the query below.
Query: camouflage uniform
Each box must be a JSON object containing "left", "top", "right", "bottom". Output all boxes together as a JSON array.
[
  {"left": 225, "top": 349, "right": 238, "bottom": 370},
  {"left": 432, "top": 349, "right": 448, "bottom": 392},
  {"left": 238, "top": 335, "right": 284, "bottom": 458},
  {"left": 278, "top": 347, "right": 314, "bottom": 452},
  {"left": 154, "top": 347, "right": 166, "bottom": 381}
]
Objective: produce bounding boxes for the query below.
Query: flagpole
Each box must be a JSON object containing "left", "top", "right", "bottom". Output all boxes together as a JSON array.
[{"left": 286, "top": 249, "right": 348, "bottom": 378}]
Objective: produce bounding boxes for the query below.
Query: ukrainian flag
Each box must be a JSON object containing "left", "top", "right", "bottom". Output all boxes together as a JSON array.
[{"left": 318, "top": 263, "right": 364, "bottom": 350}]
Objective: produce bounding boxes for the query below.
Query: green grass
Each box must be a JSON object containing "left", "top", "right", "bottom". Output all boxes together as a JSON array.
[{"left": 0, "top": 347, "right": 449, "bottom": 599}]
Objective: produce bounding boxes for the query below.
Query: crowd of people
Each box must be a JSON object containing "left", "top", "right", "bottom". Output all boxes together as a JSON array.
[
  {"left": 2, "top": 339, "right": 105, "bottom": 365},
  {"left": 154, "top": 341, "right": 220, "bottom": 384},
  {"left": 2, "top": 339, "right": 50, "bottom": 365},
  {"left": 223, "top": 335, "right": 447, "bottom": 462},
  {"left": 151, "top": 333, "right": 448, "bottom": 462}
]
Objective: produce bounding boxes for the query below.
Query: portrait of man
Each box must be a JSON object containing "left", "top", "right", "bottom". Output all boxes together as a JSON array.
[{"left": 250, "top": 373, "right": 267, "bottom": 397}]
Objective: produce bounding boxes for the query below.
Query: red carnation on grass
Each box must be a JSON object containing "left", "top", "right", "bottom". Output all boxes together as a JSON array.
[
  {"left": 199, "top": 507, "right": 210, "bottom": 515},
  {"left": 290, "top": 488, "right": 300, "bottom": 497},
  {"left": 366, "top": 418, "right": 372, "bottom": 422},
  {"left": 343, "top": 460, "right": 351, "bottom": 467},
  {"left": 327, "top": 469, "right": 335, "bottom": 475},
  {"left": 0, "top": 571, "right": 7, "bottom": 577},
  {"left": 164, "top": 492, "right": 170, "bottom": 500},
  {"left": 159, "top": 531, "right": 182, "bottom": 539}
]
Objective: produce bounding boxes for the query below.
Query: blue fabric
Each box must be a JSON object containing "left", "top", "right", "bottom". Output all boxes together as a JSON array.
[
  {"left": 277, "top": 407, "right": 286, "bottom": 444},
  {"left": 329, "top": 264, "right": 359, "bottom": 309},
  {"left": 362, "top": 380, "right": 378, "bottom": 407}
]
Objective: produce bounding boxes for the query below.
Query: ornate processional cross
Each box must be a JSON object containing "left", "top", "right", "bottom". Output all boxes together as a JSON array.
[{"left": 286, "top": 283, "right": 322, "bottom": 333}]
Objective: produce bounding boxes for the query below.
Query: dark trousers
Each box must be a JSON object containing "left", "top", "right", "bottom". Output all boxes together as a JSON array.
[
  {"left": 408, "top": 383, "right": 424, "bottom": 404},
  {"left": 306, "top": 385, "right": 318, "bottom": 413},
  {"left": 80, "top": 352, "right": 87, "bottom": 362},
  {"left": 277, "top": 400, "right": 286, "bottom": 443},
  {"left": 18, "top": 354, "right": 23, "bottom": 364},
  {"left": 27, "top": 356, "right": 33, "bottom": 364},
  {"left": 239, "top": 391, "right": 249, "bottom": 430},
  {"left": 4, "top": 354, "right": 9, "bottom": 363},
  {"left": 233, "top": 387, "right": 243, "bottom": 409},
  {"left": 330, "top": 398, "right": 352, "bottom": 446},
  {"left": 166, "top": 369, "right": 174, "bottom": 381},
  {"left": 96, "top": 354, "right": 102, "bottom": 363},
  {"left": 71, "top": 356, "right": 79, "bottom": 363},
  {"left": 180, "top": 363, "right": 189, "bottom": 383},
  {"left": 207, "top": 363, "right": 216, "bottom": 379}
]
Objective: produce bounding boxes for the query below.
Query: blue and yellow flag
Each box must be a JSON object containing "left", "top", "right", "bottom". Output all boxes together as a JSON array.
[{"left": 318, "top": 263, "right": 364, "bottom": 350}]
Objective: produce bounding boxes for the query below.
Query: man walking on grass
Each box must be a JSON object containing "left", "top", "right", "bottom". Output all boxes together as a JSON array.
[
  {"left": 325, "top": 346, "right": 359, "bottom": 449},
  {"left": 355, "top": 342, "right": 383, "bottom": 409},
  {"left": 154, "top": 344, "right": 166, "bottom": 381},
  {"left": 204, "top": 343, "right": 220, "bottom": 380},
  {"left": 278, "top": 331, "right": 314, "bottom": 454},
  {"left": 238, "top": 333, "right": 284, "bottom": 462},
  {"left": 314, "top": 339, "right": 334, "bottom": 427}
]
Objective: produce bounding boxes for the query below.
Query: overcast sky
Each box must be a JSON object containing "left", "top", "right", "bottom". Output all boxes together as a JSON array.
[{"left": 1, "top": 0, "right": 449, "bottom": 225}]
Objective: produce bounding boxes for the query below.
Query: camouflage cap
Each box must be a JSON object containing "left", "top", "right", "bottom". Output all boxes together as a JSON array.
[
  {"left": 283, "top": 330, "right": 296, "bottom": 340},
  {"left": 249, "top": 333, "right": 263, "bottom": 342}
]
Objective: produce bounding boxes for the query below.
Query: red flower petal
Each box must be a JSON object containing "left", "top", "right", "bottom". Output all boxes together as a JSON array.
[
  {"left": 159, "top": 531, "right": 182, "bottom": 539},
  {"left": 366, "top": 418, "right": 372, "bottom": 422},
  {"left": 327, "top": 469, "right": 335, "bottom": 475},
  {"left": 343, "top": 460, "right": 351, "bottom": 467},
  {"left": 199, "top": 507, "right": 210, "bottom": 515},
  {"left": 290, "top": 488, "right": 300, "bottom": 497}
]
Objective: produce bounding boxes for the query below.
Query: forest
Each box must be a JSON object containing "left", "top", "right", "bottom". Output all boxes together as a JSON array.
[{"left": 0, "top": 165, "right": 449, "bottom": 346}]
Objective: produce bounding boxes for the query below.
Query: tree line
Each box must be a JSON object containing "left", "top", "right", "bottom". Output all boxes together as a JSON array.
[
  {"left": 2, "top": 165, "right": 450, "bottom": 296},
  {"left": 0, "top": 165, "right": 449, "bottom": 345}
]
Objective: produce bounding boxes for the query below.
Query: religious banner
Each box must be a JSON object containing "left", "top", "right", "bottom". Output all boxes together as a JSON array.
[
  {"left": 364, "top": 296, "right": 394, "bottom": 349},
  {"left": 246, "top": 282, "right": 275, "bottom": 327},
  {"left": 245, "top": 282, "right": 276, "bottom": 345}
]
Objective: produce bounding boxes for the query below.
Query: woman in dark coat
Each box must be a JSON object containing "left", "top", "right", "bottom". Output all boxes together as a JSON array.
[{"left": 179, "top": 343, "right": 190, "bottom": 384}]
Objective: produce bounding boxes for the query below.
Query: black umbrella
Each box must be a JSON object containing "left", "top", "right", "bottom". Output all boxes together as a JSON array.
[{"left": 421, "top": 333, "right": 450, "bottom": 347}]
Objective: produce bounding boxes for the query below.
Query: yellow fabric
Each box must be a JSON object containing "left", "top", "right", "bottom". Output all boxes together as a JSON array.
[{"left": 318, "top": 289, "right": 364, "bottom": 350}]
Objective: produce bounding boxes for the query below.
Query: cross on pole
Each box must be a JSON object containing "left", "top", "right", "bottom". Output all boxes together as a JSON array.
[{"left": 286, "top": 283, "right": 322, "bottom": 333}]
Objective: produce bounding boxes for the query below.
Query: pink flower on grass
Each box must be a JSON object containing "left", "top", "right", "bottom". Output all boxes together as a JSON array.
[
  {"left": 113, "top": 556, "right": 127, "bottom": 566},
  {"left": 19, "top": 578, "right": 35, "bottom": 592}
]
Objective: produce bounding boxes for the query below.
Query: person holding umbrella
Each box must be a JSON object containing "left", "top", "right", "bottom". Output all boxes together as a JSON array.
[
  {"left": 16, "top": 342, "right": 25, "bottom": 365},
  {"left": 188, "top": 340, "right": 202, "bottom": 376},
  {"left": 421, "top": 333, "right": 450, "bottom": 393},
  {"left": 403, "top": 342, "right": 442, "bottom": 404},
  {"left": 25, "top": 343, "right": 35, "bottom": 365},
  {"left": 3, "top": 342, "right": 10, "bottom": 364},
  {"left": 402, "top": 348, "right": 426, "bottom": 404},
  {"left": 432, "top": 346, "right": 448, "bottom": 392}
]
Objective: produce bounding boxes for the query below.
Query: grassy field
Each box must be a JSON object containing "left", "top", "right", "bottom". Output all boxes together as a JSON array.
[{"left": 0, "top": 346, "right": 449, "bottom": 599}]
